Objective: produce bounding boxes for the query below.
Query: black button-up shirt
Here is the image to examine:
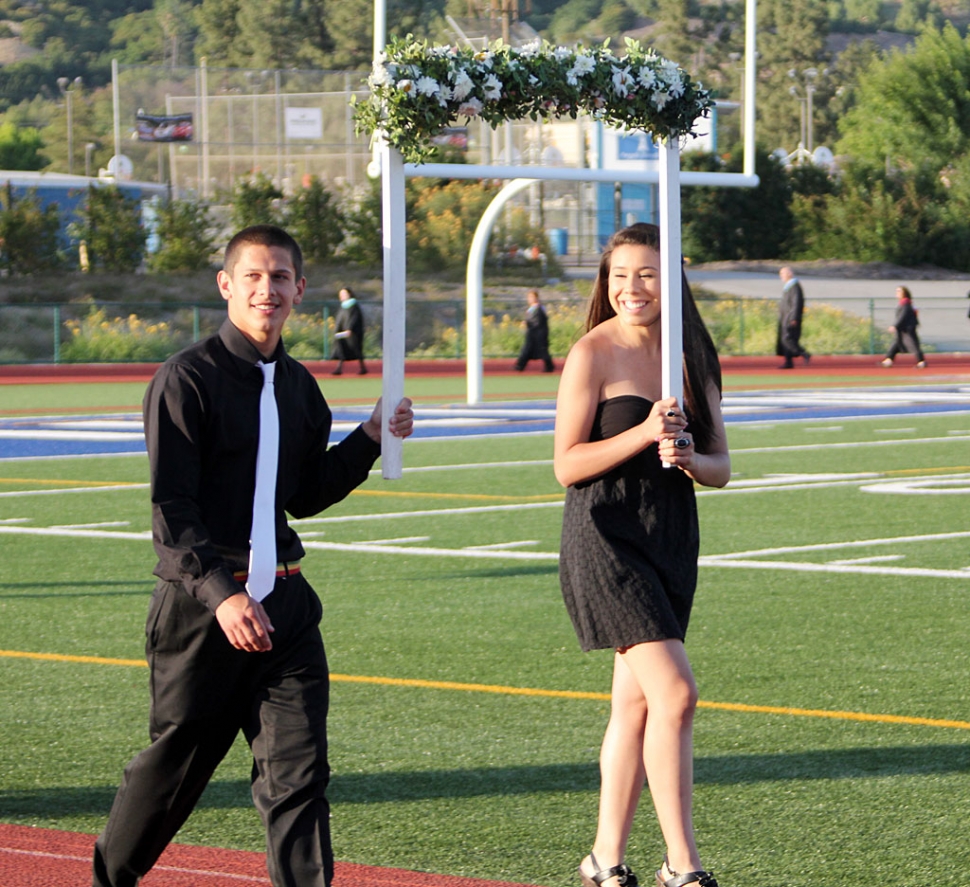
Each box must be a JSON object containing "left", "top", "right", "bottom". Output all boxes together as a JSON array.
[{"left": 143, "top": 319, "right": 381, "bottom": 613}]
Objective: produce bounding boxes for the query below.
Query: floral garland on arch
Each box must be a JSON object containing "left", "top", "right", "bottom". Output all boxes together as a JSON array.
[{"left": 354, "top": 35, "right": 713, "bottom": 165}]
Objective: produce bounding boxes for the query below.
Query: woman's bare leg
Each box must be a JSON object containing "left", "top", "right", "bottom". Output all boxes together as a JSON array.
[{"left": 619, "top": 639, "right": 702, "bottom": 878}]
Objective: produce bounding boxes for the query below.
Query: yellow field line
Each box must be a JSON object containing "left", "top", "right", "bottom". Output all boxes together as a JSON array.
[
  {"left": 0, "top": 649, "right": 146, "bottom": 667},
  {"left": 2, "top": 648, "right": 968, "bottom": 731},
  {"left": 0, "top": 478, "right": 142, "bottom": 488}
]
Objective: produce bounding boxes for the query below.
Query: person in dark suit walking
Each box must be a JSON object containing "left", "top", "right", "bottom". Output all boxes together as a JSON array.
[
  {"left": 332, "top": 286, "right": 366, "bottom": 375},
  {"left": 776, "top": 266, "right": 810, "bottom": 369},
  {"left": 514, "top": 289, "right": 555, "bottom": 372},
  {"left": 92, "top": 225, "right": 413, "bottom": 887}
]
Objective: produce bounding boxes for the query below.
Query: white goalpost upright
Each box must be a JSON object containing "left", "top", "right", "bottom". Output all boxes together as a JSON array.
[{"left": 373, "top": 0, "right": 758, "bottom": 478}]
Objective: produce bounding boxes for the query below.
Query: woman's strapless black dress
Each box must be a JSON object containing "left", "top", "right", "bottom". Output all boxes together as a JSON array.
[{"left": 559, "top": 395, "right": 699, "bottom": 652}]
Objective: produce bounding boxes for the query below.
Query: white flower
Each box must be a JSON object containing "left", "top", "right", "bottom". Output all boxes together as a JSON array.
[
  {"left": 370, "top": 57, "right": 391, "bottom": 87},
  {"left": 415, "top": 76, "right": 440, "bottom": 97},
  {"left": 449, "top": 69, "right": 474, "bottom": 101},
  {"left": 517, "top": 40, "right": 542, "bottom": 57},
  {"left": 660, "top": 59, "right": 680, "bottom": 79},
  {"left": 667, "top": 75, "right": 685, "bottom": 98},
  {"left": 482, "top": 74, "right": 503, "bottom": 101},
  {"left": 612, "top": 65, "right": 633, "bottom": 97},
  {"left": 473, "top": 50, "right": 494, "bottom": 69},
  {"left": 396, "top": 79, "right": 415, "bottom": 96},
  {"left": 457, "top": 96, "right": 484, "bottom": 117},
  {"left": 637, "top": 65, "right": 657, "bottom": 89},
  {"left": 553, "top": 46, "right": 573, "bottom": 60},
  {"left": 529, "top": 75, "right": 540, "bottom": 87},
  {"left": 652, "top": 88, "right": 670, "bottom": 110},
  {"left": 572, "top": 53, "right": 596, "bottom": 76}
]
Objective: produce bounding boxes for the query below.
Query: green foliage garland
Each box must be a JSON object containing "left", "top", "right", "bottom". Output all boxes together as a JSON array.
[{"left": 354, "top": 35, "right": 713, "bottom": 164}]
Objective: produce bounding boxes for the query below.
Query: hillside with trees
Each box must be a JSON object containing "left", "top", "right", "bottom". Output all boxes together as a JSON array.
[{"left": 4, "top": 0, "right": 970, "bottom": 270}]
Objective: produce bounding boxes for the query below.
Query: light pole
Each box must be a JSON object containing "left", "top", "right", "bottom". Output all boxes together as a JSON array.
[
  {"left": 56, "top": 75, "right": 83, "bottom": 175},
  {"left": 788, "top": 67, "right": 820, "bottom": 162},
  {"left": 85, "top": 142, "right": 96, "bottom": 178}
]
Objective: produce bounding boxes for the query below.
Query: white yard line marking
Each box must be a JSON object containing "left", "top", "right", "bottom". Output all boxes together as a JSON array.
[
  {"left": 731, "top": 435, "right": 968, "bottom": 454},
  {"left": 698, "top": 557, "right": 970, "bottom": 580},
  {"left": 827, "top": 555, "right": 905, "bottom": 565},
  {"left": 350, "top": 536, "right": 431, "bottom": 545},
  {"left": 710, "top": 529, "right": 970, "bottom": 560},
  {"left": 369, "top": 459, "right": 552, "bottom": 475},
  {"left": 291, "top": 501, "right": 565, "bottom": 524},
  {"left": 0, "top": 525, "right": 150, "bottom": 541},
  {"left": 0, "top": 484, "right": 147, "bottom": 498},
  {"left": 302, "top": 540, "right": 559, "bottom": 560},
  {"left": 48, "top": 521, "right": 130, "bottom": 530},
  {"left": 464, "top": 540, "right": 540, "bottom": 550}
]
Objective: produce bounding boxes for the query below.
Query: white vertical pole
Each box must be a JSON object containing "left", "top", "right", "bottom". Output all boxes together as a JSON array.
[
  {"left": 200, "top": 58, "right": 210, "bottom": 200},
  {"left": 373, "top": 0, "right": 404, "bottom": 479},
  {"left": 112, "top": 59, "right": 121, "bottom": 165},
  {"left": 659, "top": 140, "right": 683, "bottom": 410},
  {"left": 465, "top": 177, "right": 536, "bottom": 404},
  {"left": 380, "top": 143, "right": 405, "bottom": 479},
  {"left": 743, "top": 0, "right": 757, "bottom": 179}
]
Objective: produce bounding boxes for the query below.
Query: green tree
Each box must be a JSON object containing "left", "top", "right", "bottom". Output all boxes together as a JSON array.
[
  {"left": 194, "top": 0, "right": 242, "bottom": 64},
  {"left": 147, "top": 198, "right": 217, "bottom": 272},
  {"left": 406, "top": 177, "right": 499, "bottom": 271},
  {"left": 341, "top": 178, "right": 382, "bottom": 268},
  {"left": 547, "top": 0, "right": 603, "bottom": 44},
  {"left": 895, "top": 0, "right": 944, "bottom": 32},
  {"left": 0, "top": 121, "right": 48, "bottom": 170},
  {"left": 653, "top": 0, "right": 697, "bottom": 68},
  {"left": 807, "top": 166, "right": 932, "bottom": 264},
  {"left": 680, "top": 147, "right": 794, "bottom": 262},
  {"left": 284, "top": 176, "right": 345, "bottom": 266},
  {"left": 0, "top": 186, "right": 63, "bottom": 275},
  {"left": 109, "top": 10, "right": 167, "bottom": 64},
  {"left": 71, "top": 185, "right": 147, "bottom": 272},
  {"left": 230, "top": 173, "right": 283, "bottom": 230},
  {"left": 837, "top": 23, "right": 970, "bottom": 179},
  {"left": 756, "top": 0, "right": 830, "bottom": 153}
]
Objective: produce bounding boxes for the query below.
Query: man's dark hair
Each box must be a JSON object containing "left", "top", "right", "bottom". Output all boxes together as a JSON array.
[{"left": 224, "top": 225, "right": 304, "bottom": 281}]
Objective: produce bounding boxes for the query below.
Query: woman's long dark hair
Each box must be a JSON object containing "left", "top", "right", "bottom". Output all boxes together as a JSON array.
[{"left": 586, "top": 223, "right": 722, "bottom": 452}]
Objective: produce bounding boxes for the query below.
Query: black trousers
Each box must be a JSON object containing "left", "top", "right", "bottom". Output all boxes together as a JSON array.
[
  {"left": 93, "top": 573, "right": 332, "bottom": 887},
  {"left": 886, "top": 330, "right": 924, "bottom": 362},
  {"left": 515, "top": 332, "right": 553, "bottom": 372}
]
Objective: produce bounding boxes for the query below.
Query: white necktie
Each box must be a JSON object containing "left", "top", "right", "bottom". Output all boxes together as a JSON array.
[{"left": 247, "top": 360, "right": 279, "bottom": 602}]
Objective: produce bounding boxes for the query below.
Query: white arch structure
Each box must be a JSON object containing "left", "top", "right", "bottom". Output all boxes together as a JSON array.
[{"left": 375, "top": 0, "right": 759, "bottom": 478}]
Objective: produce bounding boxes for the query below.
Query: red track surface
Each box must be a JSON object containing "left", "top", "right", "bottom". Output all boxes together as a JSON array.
[
  {"left": 0, "top": 823, "right": 534, "bottom": 887},
  {"left": 1, "top": 354, "right": 970, "bottom": 385}
]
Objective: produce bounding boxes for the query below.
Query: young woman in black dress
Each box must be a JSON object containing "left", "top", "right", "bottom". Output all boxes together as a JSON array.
[{"left": 554, "top": 224, "right": 730, "bottom": 887}]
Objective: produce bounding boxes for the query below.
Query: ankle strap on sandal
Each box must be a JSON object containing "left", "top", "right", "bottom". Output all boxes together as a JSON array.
[
  {"left": 663, "top": 871, "right": 718, "bottom": 887},
  {"left": 589, "top": 854, "right": 638, "bottom": 887}
]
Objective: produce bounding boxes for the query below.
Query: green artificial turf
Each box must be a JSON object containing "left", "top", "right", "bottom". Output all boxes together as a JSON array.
[{"left": 1, "top": 388, "right": 969, "bottom": 886}]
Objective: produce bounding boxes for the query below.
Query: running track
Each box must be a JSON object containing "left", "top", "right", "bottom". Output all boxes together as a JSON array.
[{"left": 0, "top": 822, "right": 533, "bottom": 887}]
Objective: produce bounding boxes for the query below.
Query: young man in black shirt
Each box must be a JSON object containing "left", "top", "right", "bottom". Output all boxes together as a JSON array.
[{"left": 92, "top": 225, "right": 413, "bottom": 887}]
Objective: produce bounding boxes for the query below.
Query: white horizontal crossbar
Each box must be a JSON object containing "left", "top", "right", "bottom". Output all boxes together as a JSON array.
[{"left": 404, "top": 163, "right": 759, "bottom": 188}]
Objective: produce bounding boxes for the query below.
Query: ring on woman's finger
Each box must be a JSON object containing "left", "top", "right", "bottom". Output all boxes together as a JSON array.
[
  {"left": 674, "top": 437, "right": 691, "bottom": 449},
  {"left": 666, "top": 409, "right": 678, "bottom": 417}
]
